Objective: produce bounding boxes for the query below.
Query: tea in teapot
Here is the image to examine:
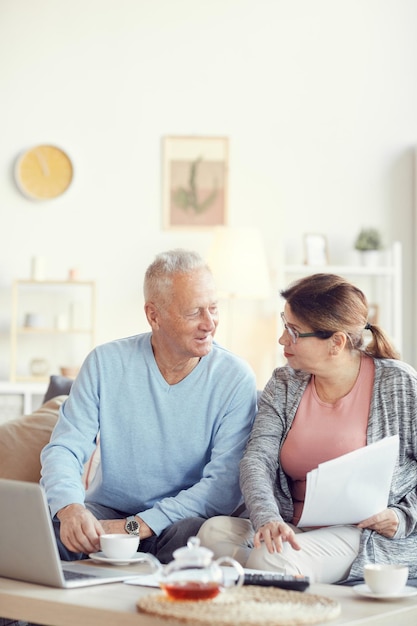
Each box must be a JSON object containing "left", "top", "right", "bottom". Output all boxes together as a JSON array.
[{"left": 159, "top": 536, "right": 244, "bottom": 601}]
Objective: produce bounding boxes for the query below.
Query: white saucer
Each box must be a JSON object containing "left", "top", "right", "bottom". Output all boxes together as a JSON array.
[
  {"left": 353, "top": 583, "right": 417, "bottom": 601},
  {"left": 89, "top": 551, "right": 148, "bottom": 566}
]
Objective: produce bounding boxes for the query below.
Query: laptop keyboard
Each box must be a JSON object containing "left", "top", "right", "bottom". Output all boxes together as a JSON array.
[{"left": 63, "top": 569, "right": 98, "bottom": 581}]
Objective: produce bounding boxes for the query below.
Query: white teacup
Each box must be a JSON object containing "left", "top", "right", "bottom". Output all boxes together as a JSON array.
[
  {"left": 100, "top": 533, "right": 139, "bottom": 560},
  {"left": 364, "top": 563, "right": 409, "bottom": 595}
]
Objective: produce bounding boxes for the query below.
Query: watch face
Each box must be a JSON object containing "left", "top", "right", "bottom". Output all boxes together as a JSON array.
[
  {"left": 126, "top": 519, "right": 139, "bottom": 533},
  {"left": 15, "top": 144, "right": 73, "bottom": 200}
]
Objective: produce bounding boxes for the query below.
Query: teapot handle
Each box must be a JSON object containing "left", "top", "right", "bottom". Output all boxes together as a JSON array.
[
  {"left": 135, "top": 552, "right": 162, "bottom": 574},
  {"left": 215, "top": 556, "right": 245, "bottom": 588}
]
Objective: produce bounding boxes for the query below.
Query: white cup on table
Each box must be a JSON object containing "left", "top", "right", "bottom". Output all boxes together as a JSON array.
[
  {"left": 100, "top": 533, "right": 139, "bottom": 560},
  {"left": 364, "top": 563, "right": 409, "bottom": 595}
]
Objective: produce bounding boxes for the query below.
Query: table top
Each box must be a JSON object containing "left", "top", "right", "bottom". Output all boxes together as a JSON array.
[{"left": 1, "top": 573, "right": 417, "bottom": 626}]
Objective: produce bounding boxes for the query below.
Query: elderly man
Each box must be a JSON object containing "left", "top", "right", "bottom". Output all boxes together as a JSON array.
[{"left": 40, "top": 249, "right": 257, "bottom": 563}]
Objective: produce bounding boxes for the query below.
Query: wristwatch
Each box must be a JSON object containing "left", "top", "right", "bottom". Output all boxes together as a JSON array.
[{"left": 125, "top": 515, "right": 140, "bottom": 536}]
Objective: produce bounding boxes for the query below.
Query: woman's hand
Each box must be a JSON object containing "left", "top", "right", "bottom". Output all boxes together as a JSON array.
[
  {"left": 357, "top": 508, "right": 399, "bottom": 538},
  {"left": 254, "top": 520, "right": 301, "bottom": 554}
]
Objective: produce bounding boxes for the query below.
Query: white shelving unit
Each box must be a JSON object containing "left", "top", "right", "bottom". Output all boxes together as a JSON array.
[
  {"left": 280, "top": 241, "right": 402, "bottom": 355},
  {"left": 0, "top": 380, "right": 47, "bottom": 422},
  {"left": 10, "top": 279, "right": 96, "bottom": 383}
]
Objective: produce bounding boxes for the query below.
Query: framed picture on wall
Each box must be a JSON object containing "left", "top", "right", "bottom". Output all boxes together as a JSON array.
[
  {"left": 304, "top": 233, "right": 329, "bottom": 265},
  {"left": 162, "top": 136, "right": 229, "bottom": 229}
]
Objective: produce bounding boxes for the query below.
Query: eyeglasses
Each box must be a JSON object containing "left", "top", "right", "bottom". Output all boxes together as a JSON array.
[{"left": 280, "top": 312, "right": 334, "bottom": 344}]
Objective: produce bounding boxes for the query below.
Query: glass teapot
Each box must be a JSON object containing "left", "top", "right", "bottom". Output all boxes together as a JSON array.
[{"left": 158, "top": 536, "right": 245, "bottom": 600}]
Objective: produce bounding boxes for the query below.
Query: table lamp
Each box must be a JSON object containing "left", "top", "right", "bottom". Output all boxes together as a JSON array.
[{"left": 206, "top": 226, "right": 271, "bottom": 349}]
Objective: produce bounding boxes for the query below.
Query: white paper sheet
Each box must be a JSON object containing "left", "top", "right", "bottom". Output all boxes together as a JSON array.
[{"left": 297, "top": 435, "right": 399, "bottom": 527}]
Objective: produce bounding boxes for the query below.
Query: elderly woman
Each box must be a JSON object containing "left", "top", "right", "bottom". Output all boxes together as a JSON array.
[{"left": 198, "top": 273, "right": 417, "bottom": 583}]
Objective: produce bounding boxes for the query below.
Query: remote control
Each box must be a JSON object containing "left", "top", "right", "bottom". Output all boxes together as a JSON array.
[{"left": 243, "top": 572, "right": 310, "bottom": 592}]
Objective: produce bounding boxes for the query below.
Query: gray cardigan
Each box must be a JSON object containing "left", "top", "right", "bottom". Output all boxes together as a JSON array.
[{"left": 240, "top": 358, "right": 417, "bottom": 581}]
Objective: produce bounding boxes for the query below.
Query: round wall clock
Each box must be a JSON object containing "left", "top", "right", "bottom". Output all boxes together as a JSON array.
[{"left": 14, "top": 144, "right": 73, "bottom": 200}]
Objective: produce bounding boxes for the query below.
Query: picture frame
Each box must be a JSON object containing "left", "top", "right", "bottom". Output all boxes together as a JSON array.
[
  {"left": 304, "top": 233, "right": 329, "bottom": 265},
  {"left": 162, "top": 136, "right": 229, "bottom": 230}
]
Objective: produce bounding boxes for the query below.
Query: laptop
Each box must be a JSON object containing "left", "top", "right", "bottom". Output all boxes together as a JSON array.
[{"left": 0, "top": 479, "right": 141, "bottom": 588}]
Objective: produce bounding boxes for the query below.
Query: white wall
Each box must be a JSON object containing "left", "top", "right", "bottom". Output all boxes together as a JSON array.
[{"left": 1, "top": 0, "right": 416, "bottom": 387}]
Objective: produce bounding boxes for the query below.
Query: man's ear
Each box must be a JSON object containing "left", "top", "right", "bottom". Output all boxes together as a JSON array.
[{"left": 144, "top": 302, "right": 159, "bottom": 329}]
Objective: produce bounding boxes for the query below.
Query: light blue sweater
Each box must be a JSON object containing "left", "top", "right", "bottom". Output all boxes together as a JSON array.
[{"left": 40, "top": 333, "right": 257, "bottom": 534}]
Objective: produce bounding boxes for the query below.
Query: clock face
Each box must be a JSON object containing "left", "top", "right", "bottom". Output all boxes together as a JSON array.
[{"left": 15, "top": 145, "right": 73, "bottom": 200}]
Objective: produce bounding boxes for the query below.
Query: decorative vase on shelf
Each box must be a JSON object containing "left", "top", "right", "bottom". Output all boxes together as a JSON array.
[
  {"left": 358, "top": 249, "right": 382, "bottom": 267},
  {"left": 30, "top": 358, "right": 49, "bottom": 377}
]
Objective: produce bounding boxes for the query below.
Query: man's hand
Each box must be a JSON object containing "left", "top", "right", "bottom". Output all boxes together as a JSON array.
[
  {"left": 357, "top": 508, "right": 399, "bottom": 538},
  {"left": 254, "top": 520, "right": 301, "bottom": 554},
  {"left": 57, "top": 505, "right": 157, "bottom": 556},
  {"left": 57, "top": 504, "right": 104, "bottom": 555}
]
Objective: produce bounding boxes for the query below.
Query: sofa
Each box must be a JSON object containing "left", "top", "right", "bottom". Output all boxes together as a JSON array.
[
  {"left": 0, "top": 375, "right": 100, "bottom": 486},
  {"left": 4, "top": 378, "right": 414, "bottom": 590}
]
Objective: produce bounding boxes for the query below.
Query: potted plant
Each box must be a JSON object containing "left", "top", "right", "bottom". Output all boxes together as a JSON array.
[
  {"left": 354, "top": 228, "right": 383, "bottom": 266},
  {"left": 354, "top": 228, "right": 382, "bottom": 252}
]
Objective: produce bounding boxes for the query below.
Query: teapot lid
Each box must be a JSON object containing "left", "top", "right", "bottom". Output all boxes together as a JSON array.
[{"left": 172, "top": 536, "right": 213, "bottom": 566}]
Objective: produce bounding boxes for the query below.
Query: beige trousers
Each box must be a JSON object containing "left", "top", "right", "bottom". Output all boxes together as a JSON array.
[{"left": 197, "top": 516, "right": 362, "bottom": 583}]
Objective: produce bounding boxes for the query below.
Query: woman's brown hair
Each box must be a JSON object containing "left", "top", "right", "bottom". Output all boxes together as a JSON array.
[{"left": 280, "top": 273, "right": 399, "bottom": 359}]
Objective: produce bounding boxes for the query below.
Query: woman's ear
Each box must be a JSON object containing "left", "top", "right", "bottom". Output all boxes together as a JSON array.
[{"left": 331, "top": 332, "right": 347, "bottom": 355}]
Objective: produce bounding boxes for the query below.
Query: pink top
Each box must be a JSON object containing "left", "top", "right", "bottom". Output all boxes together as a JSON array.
[{"left": 280, "top": 354, "right": 375, "bottom": 525}]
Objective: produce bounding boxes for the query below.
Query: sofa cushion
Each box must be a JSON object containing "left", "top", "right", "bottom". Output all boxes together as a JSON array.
[
  {"left": 43, "top": 374, "right": 74, "bottom": 403},
  {"left": 0, "top": 396, "right": 66, "bottom": 482},
  {"left": 0, "top": 396, "right": 101, "bottom": 486}
]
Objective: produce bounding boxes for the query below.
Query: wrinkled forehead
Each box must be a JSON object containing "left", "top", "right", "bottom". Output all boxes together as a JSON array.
[{"left": 163, "top": 268, "right": 217, "bottom": 307}]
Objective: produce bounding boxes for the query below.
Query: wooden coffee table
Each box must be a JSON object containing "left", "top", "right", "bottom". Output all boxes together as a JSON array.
[{"left": 1, "top": 576, "right": 417, "bottom": 625}]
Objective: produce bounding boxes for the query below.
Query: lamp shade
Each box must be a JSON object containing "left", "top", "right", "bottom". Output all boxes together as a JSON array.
[{"left": 206, "top": 227, "right": 271, "bottom": 299}]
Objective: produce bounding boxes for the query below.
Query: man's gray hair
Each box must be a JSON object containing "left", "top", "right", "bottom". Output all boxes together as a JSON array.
[{"left": 144, "top": 249, "right": 210, "bottom": 302}]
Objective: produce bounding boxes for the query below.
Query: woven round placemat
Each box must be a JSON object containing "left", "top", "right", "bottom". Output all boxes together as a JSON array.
[{"left": 136, "top": 586, "right": 341, "bottom": 626}]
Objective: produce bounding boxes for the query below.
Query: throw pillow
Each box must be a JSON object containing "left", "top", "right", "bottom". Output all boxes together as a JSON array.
[
  {"left": 0, "top": 396, "right": 101, "bottom": 487},
  {"left": 0, "top": 396, "right": 66, "bottom": 482},
  {"left": 43, "top": 375, "right": 74, "bottom": 403}
]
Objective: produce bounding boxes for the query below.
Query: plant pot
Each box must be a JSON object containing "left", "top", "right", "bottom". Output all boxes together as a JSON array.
[{"left": 358, "top": 250, "right": 381, "bottom": 267}]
